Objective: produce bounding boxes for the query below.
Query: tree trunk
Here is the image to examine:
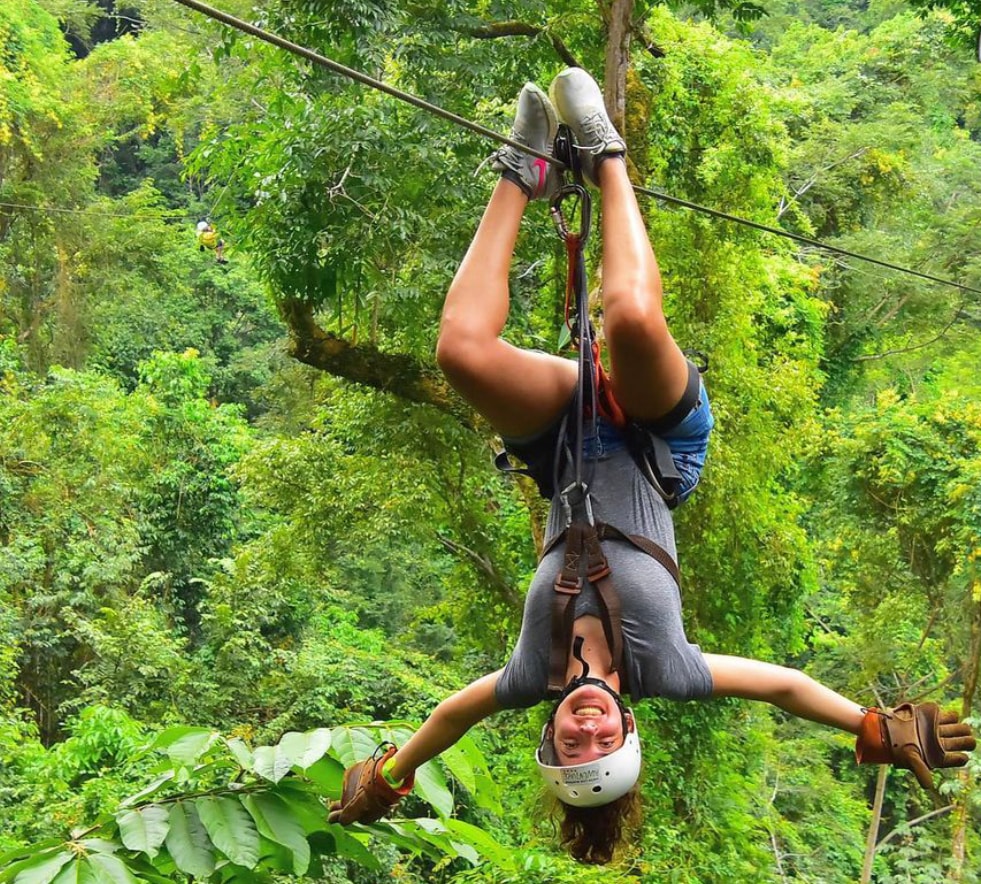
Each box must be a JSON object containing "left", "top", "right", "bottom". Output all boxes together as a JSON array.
[{"left": 601, "top": 0, "right": 634, "bottom": 139}]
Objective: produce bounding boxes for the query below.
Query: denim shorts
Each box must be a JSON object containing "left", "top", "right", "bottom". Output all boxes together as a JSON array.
[
  {"left": 503, "top": 379, "right": 714, "bottom": 503},
  {"left": 582, "top": 378, "right": 714, "bottom": 503}
]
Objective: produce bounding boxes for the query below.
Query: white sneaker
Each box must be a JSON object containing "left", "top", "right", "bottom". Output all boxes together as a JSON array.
[
  {"left": 549, "top": 68, "right": 626, "bottom": 185},
  {"left": 489, "top": 83, "right": 559, "bottom": 200}
]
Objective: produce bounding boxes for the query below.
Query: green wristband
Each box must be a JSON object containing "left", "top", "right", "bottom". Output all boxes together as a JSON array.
[{"left": 381, "top": 756, "right": 402, "bottom": 788}]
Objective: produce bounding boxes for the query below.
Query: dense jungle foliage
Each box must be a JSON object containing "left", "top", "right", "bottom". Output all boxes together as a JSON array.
[{"left": 1, "top": 0, "right": 980, "bottom": 881}]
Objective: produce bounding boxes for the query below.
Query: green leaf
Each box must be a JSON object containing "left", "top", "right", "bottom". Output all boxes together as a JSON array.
[
  {"left": 278, "top": 729, "right": 331, "bottom": 769},
  {"left": 374, "top": 822, "right": 444, "bottom": 860},
  {"left": 412, "top": 760, "right": 453, "bottom": 818},
  {"left": 302, "top": 757, "right": 344, "bottom": 796},
  {"left": 48, "top": 860, "right": 92, "bottom": 884},
  {"left": 274, "top": 783, "right": 329, "bottom": 835},
  {"left": 116, "top": 805, "right": 170, "bottom": 858},
  {"left": 436, "top": 741, "right": 476, "bottom": 794},
  {"left": 396, "top": 819, "right": 476, "bottom": 864},
  {"left": 118, "top": 771, "right": 176, "bottom": 809},
  {"left": 327, "top": 728, "right": 380, "bottom": 768},
  {"left": 0, "top": 843, "right": 62, "bottom": 870},
  {"left": 149, "top": 727, "right": 218, "bottom": 768},
  {"left": 84, "top": 854, "right": 138, "bottom": 884},
  {"left": 11, "top": 852, "right": 73, "bottom": 884},
  {"left": 444, "top": 819, "right": 516, "bottom": 870},
  {"left": 196, "top": 796, "right": 260, "bottom": 869},
  {"left": 325, "top": 826, "right": 380, "bottom": 871},
  {"left": 251, "top": 745, "right": 291, "bottom": 784},
  {"left": 165, "top": 802, "right": 215, "bottom": 878},
  {"left": 225, "top": 738, "right": 253, "bottom": 769},
  {"left": 241, "top": 794, "right": 309, "bottom": 875}
]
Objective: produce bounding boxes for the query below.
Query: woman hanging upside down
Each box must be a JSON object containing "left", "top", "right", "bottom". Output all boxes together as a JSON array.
[{"left": 327, "top": 68, "right": 976, "bottom": 864}]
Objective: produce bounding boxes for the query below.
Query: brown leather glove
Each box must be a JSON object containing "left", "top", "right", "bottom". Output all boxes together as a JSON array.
[
  {"left": 327, "top": 744, "right": 415, "bottom": 825},
  {"left": 856, "top": 703, "right": 976, "bottom": 789}
]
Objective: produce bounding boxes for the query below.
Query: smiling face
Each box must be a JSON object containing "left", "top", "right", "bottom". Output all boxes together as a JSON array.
[{"left": 549, "top": 683, "right": 632, "bottom": 765}]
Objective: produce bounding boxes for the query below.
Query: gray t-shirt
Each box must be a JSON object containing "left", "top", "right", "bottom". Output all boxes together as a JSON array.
[{"left": 495, "top": 447, "right": 713, "bottom": 708}]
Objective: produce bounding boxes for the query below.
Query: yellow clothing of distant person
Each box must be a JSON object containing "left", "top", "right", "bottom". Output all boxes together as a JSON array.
[{"left": 196, "top": 221, "right": 228, "bottom": 263}]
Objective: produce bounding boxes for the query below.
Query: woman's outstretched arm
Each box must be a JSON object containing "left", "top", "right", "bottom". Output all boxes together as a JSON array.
[
  {"left": 389, "top": 670, "right": 503, "bottom": 780},
  {"left": 703, "top": 654, "right": 865, "bottom": 734}
]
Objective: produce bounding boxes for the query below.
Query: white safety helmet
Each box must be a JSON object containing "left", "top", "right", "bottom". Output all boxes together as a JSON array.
[
  {"left": 196, "top": 220, "right": 210, "bottom": 233},
  {"left": 536, "top": 710, "right": 641, "bottom": 807}
]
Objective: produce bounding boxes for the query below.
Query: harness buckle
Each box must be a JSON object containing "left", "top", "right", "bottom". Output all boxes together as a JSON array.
[
  {"left": 554, "top": 575, "right": 582, "bottom": 594},
  {"left": 587, "top": 562, "right": 611, "bottom": 582}
]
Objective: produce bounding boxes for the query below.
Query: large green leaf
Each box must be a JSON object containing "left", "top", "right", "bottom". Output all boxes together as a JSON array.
[
  {"left": 302, "top": 757, "right": 344, "bottom": 796},
  {"left": 48, "top": 860, "right": 92, "bottom": 884},
  {"left": 327, "top": 728, "right": 380, "bottom": 768},
  {"left": 278, "top": 729, "right": 331, "bottom": 770},
  {"left": 165, "top": 802, "right": 215, "bottom": 878},
  {"left": 84, "top": 854, "right": 138, "bottom": 884},
  {"left": 0, "top": 844, "right": 62, "bottom": 871},
  {"left": 411, "top": 760, "right": 453, "bottom": 818},
  {"left": 10, "top": 852, "right": 73, "bottom": 884},
  {"left": 149, "top": 727, "right": 218, "bottom": 768},
  {"left": 241, "top": 794, "right": 309, "bottom": 875},
  {"left": 224, "top": 738, "right": 253, "bottom": 770},
  {"left": 394, "top": 819, "right": 476, "bottom": 864},
  {"left": 324, "top": 826, "right": 380, "bottom": 871},
  {"left": 274, "top": 782, "right": 330, "bottom": 835},
  {"left": 434, "top": 741, "right": 477, "bottom": 794},
  {"left": 251, "top": 746, "right": 291, "bottom": 784},
  {"left": 118, "top": 771, "right": 176, "bottom": 809},
  {"left": 196, "top": 796, "right": 260, "bottom": 869},
  {"left": 116, "top": 805, "right": 170, "bottom": 859},
  {"left": 444, "top": 819, "right": 516, "bottom": 870}
]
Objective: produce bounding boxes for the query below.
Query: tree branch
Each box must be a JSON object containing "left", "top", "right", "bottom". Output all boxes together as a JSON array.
[
  {"left": 280, "top": 297, "right": 477, "bottom": 429},
  {"left": 463, "top": 21, "right": 579, "bottom": 67},
  {"left": 875, "top": 805, "right": 954, "bottom": 850}
]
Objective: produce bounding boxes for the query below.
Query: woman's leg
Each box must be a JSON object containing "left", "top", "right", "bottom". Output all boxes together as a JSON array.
[
  {"left": 595, "top": 158, "right": 690, "bottom": 423},
  {"left": 704, "top": 653, "right": 865, "bottom": 734},
  {"left": 549, "top": 67, "right": 690, "bottom": 423},
  {"left": 436, "top": 177, "right": 576, "bottom": 438}
]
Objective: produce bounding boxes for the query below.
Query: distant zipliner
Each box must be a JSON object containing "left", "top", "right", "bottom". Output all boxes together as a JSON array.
[{"left": 196, "top": 220, "right": 228, "bottom": 264}]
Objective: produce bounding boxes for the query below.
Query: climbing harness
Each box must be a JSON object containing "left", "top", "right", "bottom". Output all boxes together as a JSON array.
[{"left": 511, "top": 131, "right": 689, "bottom": 693}]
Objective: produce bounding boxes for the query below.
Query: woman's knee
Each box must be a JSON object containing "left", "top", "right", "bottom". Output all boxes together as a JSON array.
[
  {"left": 435, "top": 325, "right": 492, "bottom": 384},
  {"left": 603, "top": 291, "right": 671, "bottom": 354}
]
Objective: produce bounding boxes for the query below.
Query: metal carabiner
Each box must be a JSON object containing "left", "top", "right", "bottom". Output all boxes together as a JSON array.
[
  {"left": 559, "top": 481, "right": 594, "bottom": 527},
  {"left": 550, "top": 183, "right": 592, "bottom": 246}
]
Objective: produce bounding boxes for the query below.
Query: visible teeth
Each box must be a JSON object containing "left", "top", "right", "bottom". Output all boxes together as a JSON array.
[{"left": 574, "top": 705, "right": 603, "bottom": 716}]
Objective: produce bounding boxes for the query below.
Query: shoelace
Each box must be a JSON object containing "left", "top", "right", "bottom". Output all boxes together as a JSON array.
[{"left": 576, "top": 111, "right": 619, "bottom": 154}]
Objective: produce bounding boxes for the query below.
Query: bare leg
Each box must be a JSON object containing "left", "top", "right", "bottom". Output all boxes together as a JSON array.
[
  {"left": 704, "top": 654, "right": 865, "bottom": 734},
  {"left": 437, "top": 179, "right": 576, "bottom": 437},
  {"left": 596, "top": 159, "right": 690, "bottom": 423}
]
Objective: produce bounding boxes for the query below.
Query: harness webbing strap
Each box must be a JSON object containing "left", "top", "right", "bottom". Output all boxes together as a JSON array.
[
  {"left": 542, "top": 521, "right": 680, "bottom": 587},
  {"left": 595, "top": 523, "right": 681, "bottom": 587},
  {"left": 544, "top": 520, "right": 677, "bottom": 691},
  {"left": 548, "top": 521, "right": 629, "bottom": 692}
]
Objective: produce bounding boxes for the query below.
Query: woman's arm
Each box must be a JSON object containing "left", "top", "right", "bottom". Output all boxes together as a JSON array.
[
  {"left": 389, "top": 670, "right": 503, "bottom": 780},
  {"left": 703, "top": 654, "right": 865, "bottom": 734}
]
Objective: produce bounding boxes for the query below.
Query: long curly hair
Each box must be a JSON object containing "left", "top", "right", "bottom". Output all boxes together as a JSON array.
[{"left": 553, "top": 787, "right": 642, "bottom": 864}]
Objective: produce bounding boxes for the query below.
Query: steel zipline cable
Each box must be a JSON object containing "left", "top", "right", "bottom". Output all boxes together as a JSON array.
[{"left": 43, "top": 0, "right": 981, "bottom": 298}]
